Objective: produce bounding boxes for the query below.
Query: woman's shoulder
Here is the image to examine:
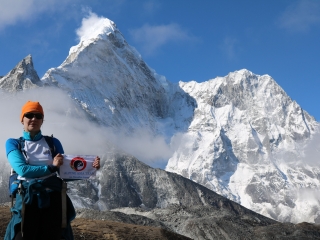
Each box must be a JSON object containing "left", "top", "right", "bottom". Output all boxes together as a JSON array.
[
  {"left": 6, "top": 138, "right": 20, "bottom": 145},
  {"left": 43, "top": 135, "right": 62, "bottom": 145},
  {"left": 6, "top": 138, "right": 21, "bottom": 156},
  {"left": 43, "top": 135, "right": 64, "bottom": 154}
]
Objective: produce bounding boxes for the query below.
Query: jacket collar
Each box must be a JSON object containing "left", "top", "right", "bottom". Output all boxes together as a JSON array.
[{"left": 22, "top": 131, "right": 43, "bottom": 141}]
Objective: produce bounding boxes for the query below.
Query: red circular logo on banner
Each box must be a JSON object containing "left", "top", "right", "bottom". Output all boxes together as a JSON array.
[{"left": 70, "top": 157, "right": 87, "bottom": 171}]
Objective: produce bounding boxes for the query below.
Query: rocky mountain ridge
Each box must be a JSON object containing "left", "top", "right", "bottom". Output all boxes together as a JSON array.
[{"left": 0, "top": 54, "right": 42, "bottom": 92}]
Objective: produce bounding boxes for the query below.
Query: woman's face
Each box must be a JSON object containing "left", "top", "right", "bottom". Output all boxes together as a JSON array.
[{"left": 21, "top": 111, "right": 43, "bottom": 134}]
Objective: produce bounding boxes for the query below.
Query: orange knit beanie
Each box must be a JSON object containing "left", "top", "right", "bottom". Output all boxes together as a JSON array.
[{"left": 20, "top": 101, "right": 44, "bottom": 122}]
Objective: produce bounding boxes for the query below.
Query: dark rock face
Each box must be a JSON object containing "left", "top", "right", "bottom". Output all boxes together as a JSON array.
[
  {"left": 66, "top": 152, "right": 320, "bottom": 239},
  {"left": 93, "top": 153, "right": 268, "bottom": 213},
  {"left": 0, "top": 55, "right": 42, "bottom": 92},
  {"left": 67, "top": 153, "right": 279, "bottom": 239}
]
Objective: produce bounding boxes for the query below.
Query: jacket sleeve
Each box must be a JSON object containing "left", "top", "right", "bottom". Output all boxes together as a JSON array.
[
  {"left": 7, "top": 150, "right": 52, "bottom": 178},
  {"left": 53, "top": 137, "right": 64, "bottom": 155},
  {"left": 6, "top": 138, "right": 53, "bottom": 178}
]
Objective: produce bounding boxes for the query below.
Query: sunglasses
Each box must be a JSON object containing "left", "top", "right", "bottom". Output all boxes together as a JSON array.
[{"left": 24, "top": 113, "right": 43, "bottom": 120}]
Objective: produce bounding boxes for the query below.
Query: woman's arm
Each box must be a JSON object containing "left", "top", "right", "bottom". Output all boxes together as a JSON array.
[{"left": 7, "top": 150, "right": 53, "bottom": 178}]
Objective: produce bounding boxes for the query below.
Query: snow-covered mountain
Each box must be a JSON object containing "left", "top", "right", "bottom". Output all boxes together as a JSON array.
[
  {"left": 166, "top": 72, "right": 320, "bottom": 223},
  {"left": 41, "top": 18, "right": 171, "bottom": 132},
  {"left": 41, "top": 18, "right": 195, "bottom": 138},
  {"left": 1, "top": 17, "right": 320, "bottom": 224}
]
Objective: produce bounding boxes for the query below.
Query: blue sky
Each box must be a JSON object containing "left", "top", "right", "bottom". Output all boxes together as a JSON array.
[{"left": 1, "top": 0, "right": 319, "bottom": 121}]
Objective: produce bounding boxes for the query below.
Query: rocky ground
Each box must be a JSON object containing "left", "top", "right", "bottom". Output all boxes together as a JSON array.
[
  {"left": 0, "top": 205, "right": 190, "bottom": 240},
  {"left": 71, "top": 217, "right": 191, "bottom": 240},
  {"left": 2, "top": 204, "right": 320, "bottom": 240}
]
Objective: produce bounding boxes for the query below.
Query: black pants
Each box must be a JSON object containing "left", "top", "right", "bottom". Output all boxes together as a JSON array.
[{"left": 14, "top": 191, "right": 62, "bottom": 240}]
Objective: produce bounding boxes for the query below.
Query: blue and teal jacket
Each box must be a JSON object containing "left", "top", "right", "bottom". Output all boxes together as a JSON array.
[
  {"left": 6, "top": 131, "right": 64, "bottom": 178},
  {"left": 5, "top": 131, "right": 76, "bottom": 240}
]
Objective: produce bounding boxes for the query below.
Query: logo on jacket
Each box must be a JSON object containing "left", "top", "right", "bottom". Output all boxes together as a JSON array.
[
  {"left": 70, "top": 157, "right": 87, "bottom": 171},
  {"left": 43, "top": 149, "right": 51, "bottom": 155}
]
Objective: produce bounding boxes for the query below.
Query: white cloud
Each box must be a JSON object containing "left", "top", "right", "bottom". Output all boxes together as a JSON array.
[
  {"left": 278, "top": 0, "right": 320, "bottom": 32},
  {"left": 109, "top": 128, "right": 173, "bottom": 169},
  {"left": 221, "top": 37, "right": 239, "bottom": 60},
  {"left": 143, "top": 0, "right": 161, "bottom": 14},
  {"left": 302, "top": 131, "right": 320, "bottom": 166},
  {"left": 0, "top": 0, "right": 73, "bottom": 31},
  {"left": 129, "top": 23, "right": 194, "bottom": 55},
  {"left": 0, "top": 88, "right": 109, "bottom": 158},
  {"left": 75, "top": 10, "right": 106, "bottom": 41},
  {"left": 0, "top": 87, "right": 172, "bottom": 170}
]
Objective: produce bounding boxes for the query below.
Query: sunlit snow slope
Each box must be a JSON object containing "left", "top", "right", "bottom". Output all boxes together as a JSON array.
[{"left": 166, "top": 70, "right": 320, "bottom": 223}]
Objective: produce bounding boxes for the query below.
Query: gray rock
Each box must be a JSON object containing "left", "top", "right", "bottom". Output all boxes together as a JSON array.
[
  {"left": 0, "top": 55, "right": 42, "bottom": 92},
  {"left": 67, "top": 152, "right": 278, "bottom": 239}
]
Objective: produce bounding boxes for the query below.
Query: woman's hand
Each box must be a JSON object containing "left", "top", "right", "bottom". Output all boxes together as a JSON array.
[
  {"left": 53, "top": 153, "right": 64, "bottom": 167},
  {"left": 93, "top": 156, "right": 100, "bottom": 170}
]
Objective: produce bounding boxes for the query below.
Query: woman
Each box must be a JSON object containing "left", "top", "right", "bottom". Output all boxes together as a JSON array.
[{"left": 5, "top": 101, "right": 100, "bottom": 240}]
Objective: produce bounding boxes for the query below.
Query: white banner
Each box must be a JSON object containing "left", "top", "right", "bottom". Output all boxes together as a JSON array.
[{"left": 59, "top": 155, "right": 97, "bottom": 179}]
